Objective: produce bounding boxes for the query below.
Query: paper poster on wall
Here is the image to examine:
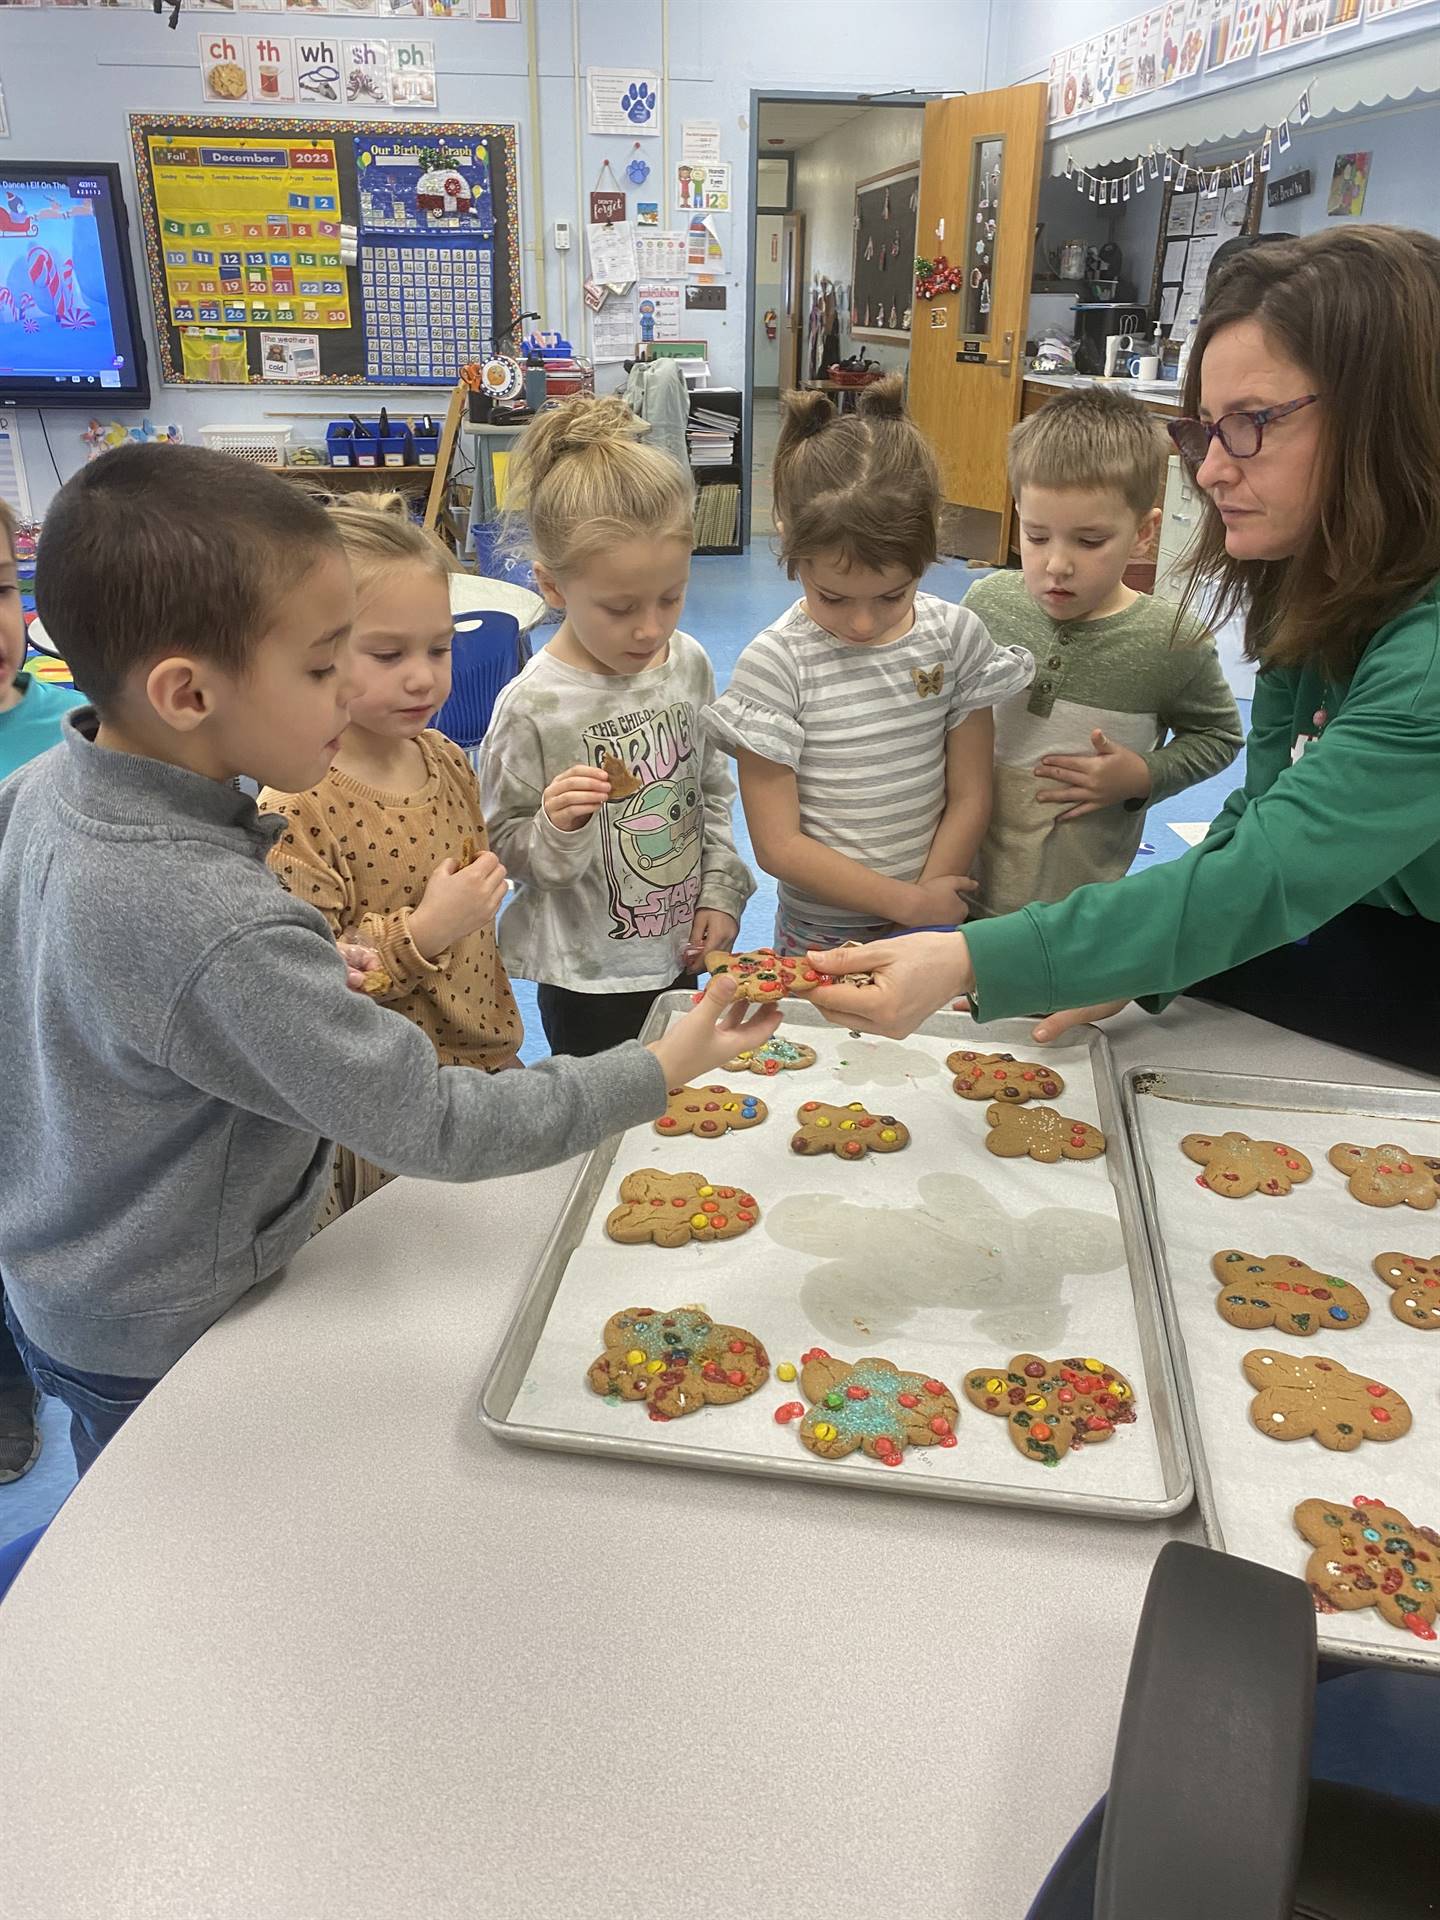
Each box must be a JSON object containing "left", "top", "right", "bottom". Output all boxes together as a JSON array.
[
  {"left": 686, "top": 214, "right": 723, "bottom": 274},
  {"left": 343, "top": 41, "right": 390, "bottom": 107},
  {"left": 260, "top": 329, "right": 320, "bottom": 379},
  {"left": 1221, "top": 0, "right": 1265, "bottom": 62},
  {"left": 1175, "top": 0, "right": 1211, "bottom": 77},
  {"left": 635, "top": 201, "right": 659, "bottom": 229},
  {"left": 1327, "top": 151, "right": 1370, "bottom": 216},
  {"left": 247, "top": 36, "right": 296, "bottom": 100},
  {"left": 199, "top": 31, "right": 253, "bottom": 101},
  {"left": 681, "top": 121, "right": 722, "bottom": 167},
  {"left": 635, "top": 229, "right": 686, "bottom": 277},
  {"left": 586, "top": 69, "right": 660, "bottom": 137},
  {"left": 590, "top": 289, "right": 638, "bottom": 361},
  {"left": 356, "top": 135, "right": 494, "bottom": 233},
  {"left": 1162, "top": 238, "right": 1189, "bottom": 282},
  {"left": 1166, "top": 190, "right": 1198, "bottom": 236},
  {"left": 675, "top": 162, "right": 730, "bottom": 213},
  {"left": 361, "top": 233, "right": 493, "bottom": 381},
  {"left": 635, "top": 280, "right": 680, "bottom": 342},
  {"left": 1158, "top": 285, "right": 1180, "bottom": 326},
  {"left": 587, "top": 218, "right": 638, "bottom": 284}
]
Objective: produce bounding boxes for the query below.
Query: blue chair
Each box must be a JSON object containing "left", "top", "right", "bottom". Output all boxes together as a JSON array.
[
  {"left": 0, "top": 1524, "right": 45, "bottom": 1605},
  {"left": 1025, "top": 1540, "right": 1440, "bottom": 1920},
  {"left": 432, "top": 608, "right": 526, "bottom": 754}
]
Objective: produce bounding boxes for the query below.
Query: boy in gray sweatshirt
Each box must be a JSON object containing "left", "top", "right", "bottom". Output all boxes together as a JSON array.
[{"left": 0, "top": 446, "right": 780, "bottom": 1472}]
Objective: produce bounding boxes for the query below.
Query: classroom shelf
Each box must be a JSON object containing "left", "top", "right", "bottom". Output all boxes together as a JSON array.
[{"left": 276, "top": 465, "right": 435, "bottom": 487}]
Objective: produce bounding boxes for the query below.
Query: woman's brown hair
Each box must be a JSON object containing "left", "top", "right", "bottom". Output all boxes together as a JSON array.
[
  {"left": 772, "top": 373, "right": 940, "bottom": 579},
  {"left": 1179, "top": 225, "right": 1440, "bottom": 680}
]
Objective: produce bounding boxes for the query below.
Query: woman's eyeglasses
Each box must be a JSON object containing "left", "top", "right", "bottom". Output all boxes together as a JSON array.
[{"left": 1167, "top": 394, "right": 1319, "bottom": 467}]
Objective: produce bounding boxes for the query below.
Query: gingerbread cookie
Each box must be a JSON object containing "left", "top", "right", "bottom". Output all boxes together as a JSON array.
[
  {"left": 1295, "top": 1496, "right": 1439, "bottom": 1641},
  {"left": 655, "top": 1084, "right": 767, "bottom": 1139},
  {"left": 725, "top": 1036, "right": 818, "bottom": 1077},
  {"left": 1328, "top": 1141, "right": 1440, "bottom": 1210},
  {"left": 793, "top": 1351, "right": 958, "bottom": 1466},
  {"left": 946, "top": 1050, "right": 1064, "bottom": 1103},
  {"left": 704, "top": 947, "right": 874, "bottom": 1001},
  {"left": 963, "top": 1354, "right": 1137, "bottom": 1467},
  {"left": 1182, "top": 1131, "right": 1312, "bottom": 1197},
  {"left": 604, "top": 1170, "right": 760, "bottom": 1247},
  {"left": 455, "top": 836, "right": 478, "bottom": 869},
  {"left": 1243, "top": 1351, "right": 1410, "bottom": 1450},
  {"left": 790, "top": 1100, "right": 910, "bottom": 1158},
  {"left": 601, "top": 752, "right": 643, "bottom": 800},
  {"left": 587, "top": 1306, "right": 769, "bottom": 1420},
  {"left": 984, "top": 1103, "right": 1106, "bottom": 1162},
  {"left": 1372, "top": 1252, "right": 1440, "bottom": 1330},
  {"left": 1211, "top": 1250, "right": 1369, "bottom": 1335},
  {"left": 358, "top": 968, "right": 393, "bottom": 997}
]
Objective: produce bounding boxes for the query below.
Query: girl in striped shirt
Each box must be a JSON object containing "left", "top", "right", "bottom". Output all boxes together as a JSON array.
[{"left": 705, "top": 377, "right": 1033, "bottom": 950}]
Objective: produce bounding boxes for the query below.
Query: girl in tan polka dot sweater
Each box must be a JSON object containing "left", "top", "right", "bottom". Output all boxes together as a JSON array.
[{"left": 262, "top": 496, "right": 521, "bottom": 1223}]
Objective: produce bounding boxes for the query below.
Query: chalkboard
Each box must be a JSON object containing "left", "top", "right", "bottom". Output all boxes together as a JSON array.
[
  {"left": 851, "top": 163, "right": 919, "bottom": 343},
  {"left": 128, "top": 113, "right": 521, "bottom": 388}
]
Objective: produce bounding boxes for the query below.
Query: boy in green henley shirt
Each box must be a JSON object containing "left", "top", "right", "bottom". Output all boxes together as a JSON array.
[{"left": 967, "top": 386, "right": 1242, "bottom": 918}]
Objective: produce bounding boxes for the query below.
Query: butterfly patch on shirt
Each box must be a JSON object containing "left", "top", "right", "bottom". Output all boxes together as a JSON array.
[{"left": 912, "top": 664, "right": 945, "bottom": 698}]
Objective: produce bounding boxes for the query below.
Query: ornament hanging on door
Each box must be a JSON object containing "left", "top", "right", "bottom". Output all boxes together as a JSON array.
[
  {"left": 888, "top": 301, "right": 898, "bottom": 328},
  {"left": 980, "top": 276, "right": 991, "bottom": 316},
  {"left": 891, "top": 236, "right": 900, "bottom": 257},
  {"left": 625, "top": 144, "right": 651, "bottom": 186},
  {"left": 879, "top": 245, "right": 888, "bottom": 273},
  {"left": 864, "top": 301, "right": 871, "bottom": 326},
  {"left": 909, "top": 188, "right": 918, "bottom": 213},
  {"left": 865, "top": 236, "right": 875, "bottom": 261},
  {"left": 882, "top": 187, "right": 891, "bottom": 220}
]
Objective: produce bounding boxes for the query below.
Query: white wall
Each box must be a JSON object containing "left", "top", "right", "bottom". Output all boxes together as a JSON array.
[
  {"left": 752, "top": 212, "right": 783, "bottom": 390},
  {"left": 1, "top": 0, "right": 990, "bottom": 511},
  {"left": 790, "top": 104, "right": 925, "bottom": 375}
]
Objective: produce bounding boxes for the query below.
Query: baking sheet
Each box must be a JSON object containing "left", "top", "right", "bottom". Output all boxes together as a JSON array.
[
  {"left": 1126, "top": 1070, "right": 1440, "bottom": 1671},
  {"left": 481, "top": 1001, "right": 1192, "bottom": 1519}
]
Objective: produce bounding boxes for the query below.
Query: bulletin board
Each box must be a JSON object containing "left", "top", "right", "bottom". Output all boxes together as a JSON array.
[
  {"left": 1147, "top": 162, "right": 1260, "bottom": 339},
  {"left": 851, "top": 163, "right": 919, "bottom": 343},
  {"left": 128, "top": 113, "right": 521, "bottom": 387}
]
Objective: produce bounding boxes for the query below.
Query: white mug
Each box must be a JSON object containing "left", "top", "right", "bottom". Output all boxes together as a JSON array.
[{"left": 1129, "top": 354, "right": 1160, "bottom": 380}]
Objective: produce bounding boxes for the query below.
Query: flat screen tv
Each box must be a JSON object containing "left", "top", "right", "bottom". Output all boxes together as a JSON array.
[{"left": 0, "top": 162, "right": 151, "bottom": 410}]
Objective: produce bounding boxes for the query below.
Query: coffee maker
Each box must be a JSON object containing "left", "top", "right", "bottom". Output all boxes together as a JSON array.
[{"left": 1072, "top": 300, "right": 1150, "bottom": 376}]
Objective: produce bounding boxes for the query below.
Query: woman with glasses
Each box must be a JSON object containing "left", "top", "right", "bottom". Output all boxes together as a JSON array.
[{"left": 807, "top": 225, "right": 1440, "bottom": 1072}]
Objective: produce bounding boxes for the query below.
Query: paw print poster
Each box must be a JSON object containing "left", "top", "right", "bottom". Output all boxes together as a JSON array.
[{"left": 586, "top": 67, "right": 661, "bottom": 138}]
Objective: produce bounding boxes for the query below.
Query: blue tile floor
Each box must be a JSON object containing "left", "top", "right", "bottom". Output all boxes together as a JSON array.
[{"left": 0, "top": 546, "right": 1247, "bottom": 1549}]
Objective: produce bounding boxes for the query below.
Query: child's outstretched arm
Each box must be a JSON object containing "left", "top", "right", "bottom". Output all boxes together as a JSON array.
[
  {"left": 738, "top": 749, "right": 977, "bottom": 930},
  {"left": 478, "top": 710, "right": 609, "bottom": 893},
  {"left": 917, "top": 709, "right": 994, "bottom": 916},
  {"left": 691, "top": 691, "right": 755, "bottom": 956}
]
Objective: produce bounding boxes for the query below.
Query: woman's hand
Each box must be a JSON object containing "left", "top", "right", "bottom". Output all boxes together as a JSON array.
[
  {"left": 807, "top": 932, "right": 974, "bottom": 1039},
  {"left": 1028, "top": 999, "right": 1131, "bottom": 1043}
]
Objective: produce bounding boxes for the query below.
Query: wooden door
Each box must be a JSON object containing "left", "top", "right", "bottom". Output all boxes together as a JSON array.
[
  {"left": 908, "top": 85, "right": 1047, "bottom": 566},
  {"left": 779, "top": 211, "right": 805, "bottom": 394}
]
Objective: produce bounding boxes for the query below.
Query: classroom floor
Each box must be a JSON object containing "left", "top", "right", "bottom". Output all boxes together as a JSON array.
[{"left": 0, "top": 542, "right": 1249, "bottom": 1551}]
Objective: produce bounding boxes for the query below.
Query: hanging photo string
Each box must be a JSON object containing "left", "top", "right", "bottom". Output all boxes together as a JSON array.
[{"left": 1062, "top": 80, "right": 1313, "bottom": 204}]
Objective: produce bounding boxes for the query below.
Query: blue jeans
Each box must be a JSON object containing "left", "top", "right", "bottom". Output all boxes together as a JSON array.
[{"left": 3, "top": 1298, "right": 155, "bottom": 1476}]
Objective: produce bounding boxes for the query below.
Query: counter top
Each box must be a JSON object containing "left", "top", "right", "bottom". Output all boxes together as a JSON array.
[
  {"left": 1024, "top": 371, "right": 1184, "bottom": 414},
  {"left": 2, "top": 1001, "right": 1427, "bottom": 1918}
]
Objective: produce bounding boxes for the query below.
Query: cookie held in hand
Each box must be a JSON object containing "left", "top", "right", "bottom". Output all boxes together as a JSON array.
[
  {"left": 795, "top": 1352, "right": 958, "bottom": 1466},
  {"left": 588, "top": 1307, "right": 769, "bottom": 1420},
  {"left": 963, "top": 1354, "right": 1137, "bottom": 1467},
  {"left": 1295, "top": 1496, "right": 1439, "bottom": 1640},
  {"left": 655, "top": 1084, "right": 767, "bottom": 1139},
  {"left": 358, "top": 968, "right": 393, "bottom": 997},
  {"left": 1372, "top": 1252, "right": 1440, "bottom": 1330},
  {"left": 1328, "top": 1142, "right": 1440, "bottom": 1210},
  {"left": 1244, "top": 1350, "right": 1410, "bottom": 1450},
  {"left": 946, "top": 1050, "right": 1064, "bottom": 1103},
  {"left": 600, "top": 752, "right": 643, "bottom": 800},
  {"left": 790, "top": 1100, "right": 910, "bottom": 1158},
  {"left": 1182, "top": 1131, "right": 1312, "bottom": 1197},
  {"left": 1211, "top": 1250, "right": 1369, "bottom": 1335},
  {"left": 984, "top": 1102, "right": 1106, "bottom": 1162},
  {"left": 704, "top": 947, "right": 874, "bottom": 1000},
  {"left": 726, "top": 1035, "right": 818, "bottom": 1077},
  {"left": 604, "top": 1170, "right": 760, "bottom": 1247}
]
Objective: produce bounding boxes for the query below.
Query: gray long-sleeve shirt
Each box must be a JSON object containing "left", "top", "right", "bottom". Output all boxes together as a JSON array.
[{"left": 0, "top": 712, "right": 666, "bottom": 1376}]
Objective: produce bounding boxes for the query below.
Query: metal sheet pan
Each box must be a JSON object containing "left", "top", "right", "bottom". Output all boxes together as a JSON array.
[
  {"left": 1124, "top": 1067, "right": 1440, "bottom": 1672},
  {"left": 480, "top": 1000, "right": 1192, "bottom": 1520}
]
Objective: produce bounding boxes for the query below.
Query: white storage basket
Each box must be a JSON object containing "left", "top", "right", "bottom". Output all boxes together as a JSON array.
[{"left": 198, "top": 425, "right": 292, "bottom": 466}]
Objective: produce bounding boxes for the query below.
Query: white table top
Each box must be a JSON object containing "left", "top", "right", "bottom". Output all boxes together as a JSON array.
[{"left": 2, "top": 1002, "right": 1429, "bottom": 1918}]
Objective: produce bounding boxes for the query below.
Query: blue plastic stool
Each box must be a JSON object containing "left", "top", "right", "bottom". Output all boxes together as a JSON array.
[
  {"left": 0, "top": 1524, "right": 45, "bottom": 1605},
  {"left": 432, "top": 609, "right": 524, "bottom": 752}
]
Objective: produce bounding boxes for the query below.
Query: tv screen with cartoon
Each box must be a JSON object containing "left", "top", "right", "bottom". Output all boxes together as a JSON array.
[{"left": 0, "top": 163, "right": 150, "bottom": 409}]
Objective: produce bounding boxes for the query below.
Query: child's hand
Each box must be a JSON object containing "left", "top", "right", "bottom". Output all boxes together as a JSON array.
[
  {"left": 542, "top": 763, "right": 611, "bottom": 832},
  {"left": 681, "top": 907, "right": 739, "bottom": 971},
  {"left": 410, "top": 850, "right": 509, "bottom": 960},
  {"left": 337, "top": 939, "right": 383, "bottom": 991},
  {"left": 647, "top": 974, "right": 782, "bottom": 1085},
  {"left": 897, "top": 874, "right": 979, "bottom": 928},
  {"left": 1034, "top": 730, "right": 1152, "bottom": 821}
]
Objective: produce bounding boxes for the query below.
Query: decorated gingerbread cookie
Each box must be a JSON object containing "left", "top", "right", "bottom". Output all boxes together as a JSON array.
[
  {"left": 1295, "top": 1496, "right": 1439, "bottom": 1641},
  {"left": 1210, "top": 1250, "right": 1369, "bottom": 1335},
  {"left": 604, "top": 1171, "right": 760, "bottom": 1247},
  {"left": 946, "top": 1050, "right": 1064, "bottom": 1103},
  {"left": 790, "top": 1351, "right": 958, "bottom": 1466},
  {"left": 725, "top": 1035, "right": 817, "bottom": 1077},
  {"left": 587, "top": 1306, "right": 769, "bottom": 1420},
  {"left": 1372, "top": 1252, "right": 1440, "bottom": 1330},
  {"left": 1327, "top": 1141, "right": 1440, "bottom": 1210},
  {"left": 600, "top": 752, "right": 643, "bottom": 800},
  {"left": 984, "top": 1102, "right": 1106, "bottom": 1162},
  {"left": 790, "top": 1099, "right": 910, "bottom": 1158},
  {"left": 655, "top": 1084, "right": 767, "bottom": 1139},
  {"left": 1182, "top": 1131, "right": 1312, "bottom": 1197},
  {"left": 704, "top": 947, "right": 874, "bottom": 1001},
  {"left": 963, "top": 1354, "right": 1137, "bottom": 1467},
  {"left": 1243, "top": 1351, "right": 1410, "bottom": 1450},
  {"left": 358, "top": 968, "right": 394, "bottom": 997}
]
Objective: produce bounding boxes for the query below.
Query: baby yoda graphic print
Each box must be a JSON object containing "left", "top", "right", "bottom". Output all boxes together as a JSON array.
[{"left": 589, "top": 700, "right": 703, "bottom": 941}]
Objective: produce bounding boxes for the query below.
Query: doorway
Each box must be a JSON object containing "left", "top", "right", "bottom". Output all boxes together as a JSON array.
[{"left": 745, "top": 92, "right": 929, "bottom": 540}]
